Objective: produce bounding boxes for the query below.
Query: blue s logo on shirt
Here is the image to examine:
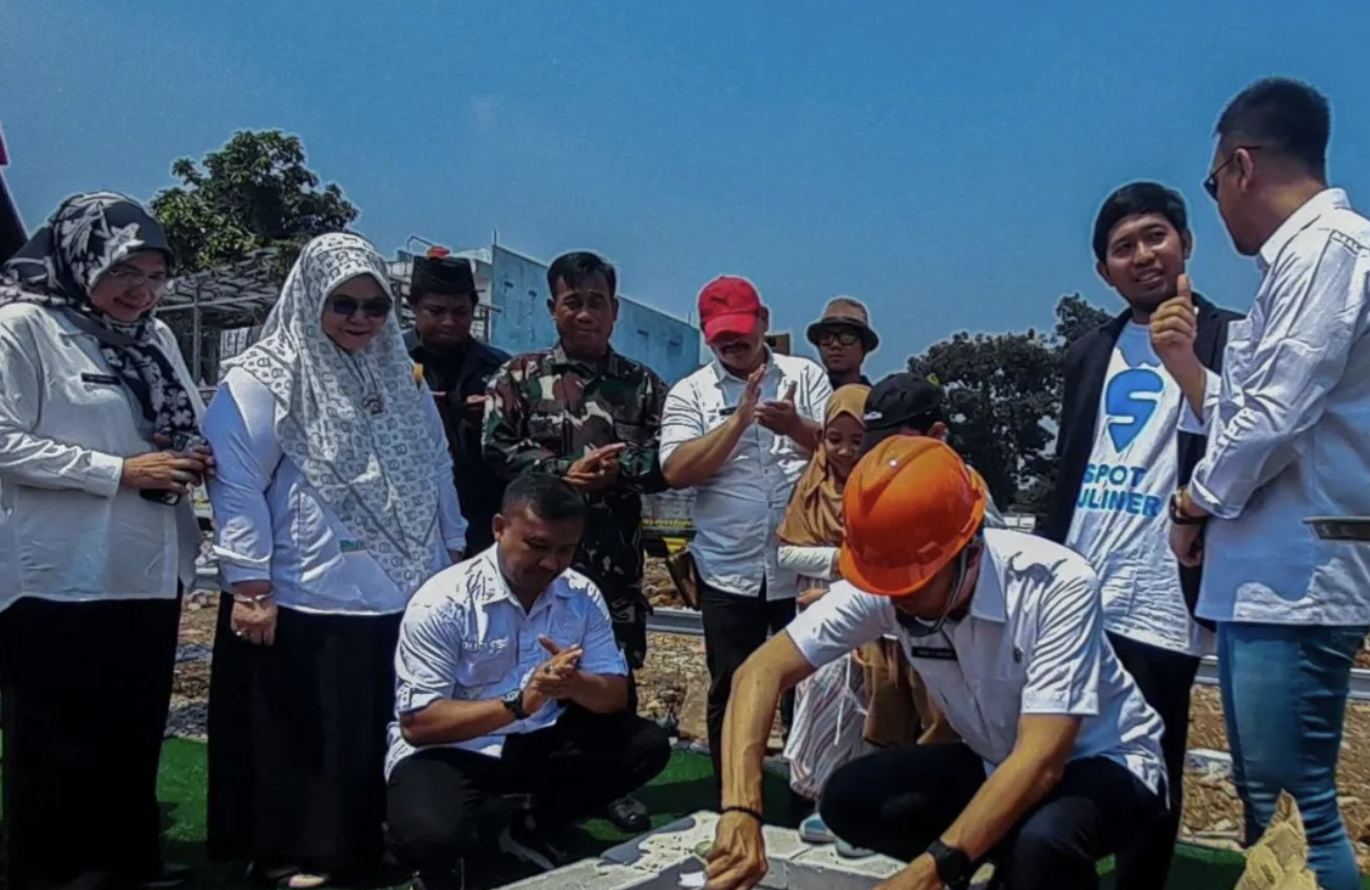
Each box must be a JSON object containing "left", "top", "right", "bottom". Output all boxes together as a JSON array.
[{"left": 1105, "top": 368, "right": 1164, "bottom": 452}]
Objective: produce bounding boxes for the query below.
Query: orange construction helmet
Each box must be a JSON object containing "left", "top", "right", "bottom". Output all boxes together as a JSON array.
[{"left": 838, "top": 436, "right": 988, "bottom": 597}]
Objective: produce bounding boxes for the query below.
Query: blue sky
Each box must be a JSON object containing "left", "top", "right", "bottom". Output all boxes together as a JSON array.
[{"left": 4, "top": 0, "right": 1368, "bottom": 378}]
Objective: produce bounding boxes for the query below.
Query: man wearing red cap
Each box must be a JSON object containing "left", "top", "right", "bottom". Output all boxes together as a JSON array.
[{"left": 659, "top": 276, "right": 832, "bottom": 797}]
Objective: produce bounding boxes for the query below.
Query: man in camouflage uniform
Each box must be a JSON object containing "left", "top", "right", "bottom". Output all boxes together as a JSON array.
[{"left": 482, "top": 250, "right": 667, "bottom": 833}]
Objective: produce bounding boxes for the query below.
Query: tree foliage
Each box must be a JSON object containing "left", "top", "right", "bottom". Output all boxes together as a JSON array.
[
  {"left": 150, "top": 129, "right": 358, "bottom": 279},
  {"left": 907, "top": 294, "right": 1113, "bottom": 513}
]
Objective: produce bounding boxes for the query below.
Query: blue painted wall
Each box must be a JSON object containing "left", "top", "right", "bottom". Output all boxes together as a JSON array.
[{"left": 485, "top": 245, "right": 702, "bottom": 385}]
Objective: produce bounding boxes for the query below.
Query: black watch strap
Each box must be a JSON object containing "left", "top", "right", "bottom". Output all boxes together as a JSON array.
[
  {"left": 926, "top": 839, "right": 972, "bottom": 886},
  {"left": 502, "top": 688, "right": 528, "bottom": 721}
]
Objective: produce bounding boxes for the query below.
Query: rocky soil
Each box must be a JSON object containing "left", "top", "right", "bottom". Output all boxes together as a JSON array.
[{"left": 174, "top": 557, "right": 1370, "bottom": 871}]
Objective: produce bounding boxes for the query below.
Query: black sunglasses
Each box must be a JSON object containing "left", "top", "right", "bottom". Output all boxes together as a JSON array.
[
  {"left": 327, "top": 296, "right": 393, "bottom": 319},
  {"left": 1204, "top": 145, "right": 1263, "bottom": 200}
]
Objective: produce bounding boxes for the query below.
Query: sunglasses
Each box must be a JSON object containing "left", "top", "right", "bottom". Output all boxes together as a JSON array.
[
  {"left": 818, "top": 330, "right": 862, "bottom": 347},
  {"left": 1204, "top": 145, "right": 1263, "bottom": 200},
  {"left": 326, "top": 296, "right": 393, "bottom": 319}
]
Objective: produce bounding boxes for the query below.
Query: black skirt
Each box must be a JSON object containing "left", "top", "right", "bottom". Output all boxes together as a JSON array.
[
  {"left": 0, "top": 595, "right": 181, "bottom": 889},
  {"left": 207, "top": 596, "right": 401, "bottom": 873}
]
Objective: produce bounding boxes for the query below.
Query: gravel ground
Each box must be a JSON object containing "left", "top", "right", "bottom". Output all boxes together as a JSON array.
[{"left": 176, "top": 558, "right": 1370, "bottom": 871}]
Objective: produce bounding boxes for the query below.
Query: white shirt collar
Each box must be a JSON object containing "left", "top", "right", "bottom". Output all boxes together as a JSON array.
[
  {"left": 471, "top": 546, "right": 572, "bottom": 610},
  {"left": 709, "top": 348, "right": 778, "bottom": 385},
  {"left": 1257, "top": 187, "right": 1350, "bottom": 273},
  {"left": 967, "top": 551, "right": 1008, "bottom": 624}
]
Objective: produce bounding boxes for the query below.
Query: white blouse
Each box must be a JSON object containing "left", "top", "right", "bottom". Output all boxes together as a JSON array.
[
  {"left": 204, "top": 367, "right": 468, "bottom": 616},
  {"left": 0, "top": 304, "right": 203, "bottom": 610}
]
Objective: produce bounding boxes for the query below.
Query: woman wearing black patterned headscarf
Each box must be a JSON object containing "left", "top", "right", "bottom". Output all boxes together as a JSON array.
[{"left": 0, "top": 192, "right": 210, "bottom": 890}]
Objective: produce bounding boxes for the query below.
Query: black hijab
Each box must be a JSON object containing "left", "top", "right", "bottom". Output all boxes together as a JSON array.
[{"left": 0, "top": 192, "right": 198, "bottom": 440}]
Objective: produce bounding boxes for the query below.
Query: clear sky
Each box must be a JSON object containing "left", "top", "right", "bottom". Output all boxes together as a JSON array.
[{"left": 4, "top": 0, "right": 1368, "bottom": 377}]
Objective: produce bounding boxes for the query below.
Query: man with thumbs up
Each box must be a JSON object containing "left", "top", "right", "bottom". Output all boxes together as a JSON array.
[{"left": 1042, "top": 182, "right": 1241, "bottom": 890}]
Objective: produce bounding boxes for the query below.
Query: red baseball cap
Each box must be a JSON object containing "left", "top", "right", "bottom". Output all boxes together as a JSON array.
[{"left": 698, "top": 276, "right": 763, "bottom": 344}]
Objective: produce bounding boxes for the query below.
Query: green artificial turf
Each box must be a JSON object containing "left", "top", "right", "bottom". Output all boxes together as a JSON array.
[{"left": 11, "top": 739, "right": 1370, "bottom": 888}]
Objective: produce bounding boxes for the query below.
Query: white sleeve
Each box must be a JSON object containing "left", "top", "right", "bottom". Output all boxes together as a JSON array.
[
  {"left": 204, "top": 375, "right": 281, "bottom": 586},
  {"left": 785, "top": 583, "right": 892, "bottom": 668},
  {"left": 0, "top": 318, "right": 125, "bottom": 496},
  {"left": 803, "top": 362, "right": 833, "bottom": 422},
  {"left": 394, "top": 588, "right": 465, "bottom": 714},
  {"left": 422, "top": 394, "right": 468, "bottom": 553},
  {"left": 778, "top": 544, "right": 839, "bottom": 580},
  {"left": 1191, "top": 231, "right": 1370, "bottom": 518},
  {"left": 658, "top": 378, "right": 704, "bottom": 466},
  {"left": 575, "top": 582, "right": 630, "bottom": 677},
  {"left": 1177, "top": 368, "right": 1223, "bottom": 435},
  {"left": 982, "top": 493, "right": 1007, "bottom": 529},
  {"left": 1021, "top": 570, "right": 1103, "bottom": 717}
]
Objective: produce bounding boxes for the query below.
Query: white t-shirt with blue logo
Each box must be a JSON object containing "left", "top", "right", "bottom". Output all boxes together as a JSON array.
[{"left": 1065, "top": 323, "right": 1206, "bottom": 657}]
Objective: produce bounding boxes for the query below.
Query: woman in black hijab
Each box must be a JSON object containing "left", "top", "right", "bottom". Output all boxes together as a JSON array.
[{"left": 0, "top": 192, "right": 211, "bottom": 890}]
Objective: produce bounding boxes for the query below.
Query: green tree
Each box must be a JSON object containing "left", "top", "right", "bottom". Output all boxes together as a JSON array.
[
  {"left": 150, "top": 129, "right": 359, "bottom": 279},
  {"left": 907, "top": 294, "right": 1112, "bottom": 513},
  {"left": 150, "top": 130, "right": 359, "bottom": 381}
]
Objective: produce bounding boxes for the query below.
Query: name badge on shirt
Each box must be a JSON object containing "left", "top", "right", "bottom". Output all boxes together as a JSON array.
[
  {"left": 908, "top": 645, "right": 958, "bottom": 662},
  {"left": 81, "top": 373, "right": 121, "bottom": 385},
  {"left": 339, "top": 540, "right": 366, "bottom": 554}
]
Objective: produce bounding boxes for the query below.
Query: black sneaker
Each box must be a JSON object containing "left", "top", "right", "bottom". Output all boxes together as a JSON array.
[
  {"left": 603, "top": 794, "right": 650, "bottom": 834},
  {"left": 497, "top": 814, "right": 570, "bottom": 872}
]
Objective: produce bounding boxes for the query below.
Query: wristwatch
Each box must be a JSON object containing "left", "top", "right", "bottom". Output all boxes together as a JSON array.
[
  {"left": 926, "top": 840, "right": 972, "bottom": 886},
  {"left": 1168, "top": 488, "right": 1206, "bottom": 526},
  {"left": 502, "top": 687, "right": 529, "bottom": 721}
]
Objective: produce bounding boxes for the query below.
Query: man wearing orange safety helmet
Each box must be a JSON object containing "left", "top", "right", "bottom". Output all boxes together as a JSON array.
[{"left": 703, "top": 438, "right": 1166, "bottom": 890}]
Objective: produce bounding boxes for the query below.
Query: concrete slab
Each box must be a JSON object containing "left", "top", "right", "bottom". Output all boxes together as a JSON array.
[{"left": 499, "top": 811, "right": 917, "bottom": 890}]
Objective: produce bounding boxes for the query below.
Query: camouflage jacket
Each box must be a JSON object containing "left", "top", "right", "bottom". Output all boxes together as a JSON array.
[{"left": 482, "top": 345, "right": 668, "bottom": 595}]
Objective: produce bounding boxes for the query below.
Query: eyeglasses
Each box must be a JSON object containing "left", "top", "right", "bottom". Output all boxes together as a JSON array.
[
  {"left": 102, "top": 265, "right": 169, "bottom": 294},
  {"left": 326, "top": 296, "right": 393, "bottom": 319},
  {"left": 818, "top": 330, "right": 862, "bottom": 347},
  {"left": 1204, "top": 145, "right": 1263, "bottom": 200}
]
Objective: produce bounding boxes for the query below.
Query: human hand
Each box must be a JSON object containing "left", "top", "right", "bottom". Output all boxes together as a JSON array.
[
  {"left": 565, "top": 443, "right": 627, "bottom": 491},
  {"left": 756, "top": 382, "right": 799, "bottom": 437},
  {"left": 874, "top": 854, "right": 943, "bottom": 890},
  {"left": 732, "top": 365, "right": 767, "bottom": 429},
  {"left": 704, "top": 811, "right": 768, "bottom": 890},
  {"left": 230, "top": 582, "right": 278, "bottom": 646},
  {"left": 1170, "top": 521, "right": 1205, "bottom": 567},
  {"left": 528, "top": 635, "right": 585, "bottom": 703},
  {"left": 462, "top": 394, "right": 489, "bottom": 420},
  {"left": 122, "top": 449, "right": 210, "bottom": 495},
  {"left": 797, "top": 587, "right": 827, "bottom": 610},
  {"left": 1150, "top": 273, "right": 1200, "bottom": 376}
]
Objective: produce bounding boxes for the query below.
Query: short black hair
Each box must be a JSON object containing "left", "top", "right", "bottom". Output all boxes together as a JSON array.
[
  {"left": 547, "top": 251, "right": 617, "bottom": 298},
  {"left": 409, "top": 256, "right": 478, "bottom": 308},
  {"left": 500, "top": 474, "right": 588, "bottom": 525},
  {"left": 1092, "top": 182, "right": 1189, "bottom": 263},
  {"left": 1216, "top": 77, "right": 1330, "bottom": 179}
]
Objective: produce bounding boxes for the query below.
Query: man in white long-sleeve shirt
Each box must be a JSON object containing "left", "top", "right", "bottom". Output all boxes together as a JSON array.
[{"left": 1165, "top": 77, "right": 1370, "bottom": 890}]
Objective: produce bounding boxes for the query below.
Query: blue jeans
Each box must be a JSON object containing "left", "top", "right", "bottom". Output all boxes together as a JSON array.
[{"left": 1217, "top": 621, "right": 1368, "bottom": 890}]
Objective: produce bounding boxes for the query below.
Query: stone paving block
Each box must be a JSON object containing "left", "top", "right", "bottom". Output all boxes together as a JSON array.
[{"left": 786, "top": 842, "right": 902, "bottom": 890}]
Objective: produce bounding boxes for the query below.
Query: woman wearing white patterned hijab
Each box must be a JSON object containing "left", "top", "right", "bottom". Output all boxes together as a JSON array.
[
  {"left": 203, "top": 233, "right": 467, "bottom": 888},
  {"left": 0, "top": 192, "right": 207, "bottom": 890}
]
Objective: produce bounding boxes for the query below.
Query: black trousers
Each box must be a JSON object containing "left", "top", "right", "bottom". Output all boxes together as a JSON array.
[
  {"left": 385, "top": 707, "right": 671, "bottom": 876},
  {"left": 699, "top": 580, "right": 796, "bottom": 797},
  {"left": 0, "top": 596, "right": 181, "bottom": 890},
  {"left": 208, "top": 600, "right": 401, "bottom": 873},
  {"left": 821, "top": 744, "right": 1162, "bottom": 890},
  {"left": 1106, "top": 632, "right": 1200, "bottom": 890}
]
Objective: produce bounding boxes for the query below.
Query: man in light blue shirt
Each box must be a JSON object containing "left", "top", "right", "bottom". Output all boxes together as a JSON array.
[{"left": 1167, "top": 77, "right": 1370, "bottom": 890}]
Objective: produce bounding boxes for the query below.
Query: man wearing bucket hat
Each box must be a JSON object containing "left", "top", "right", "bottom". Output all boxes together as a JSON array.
[
  {"left": 806, "top": 297, "right": 878, "bottom": 390},
  {"left": 703, "top": 438, "right": 1166, "bottom": 890}
]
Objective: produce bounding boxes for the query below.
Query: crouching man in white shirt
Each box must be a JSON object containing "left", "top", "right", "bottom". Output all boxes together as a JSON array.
[
  {"left": 384, "top": 474, "right": 672, "bottom": 890},
  {"left": 704, "top": 438, "right": 1166, "bottom": 890}
]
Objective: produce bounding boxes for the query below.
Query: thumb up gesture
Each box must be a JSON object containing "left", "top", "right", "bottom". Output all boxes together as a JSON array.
[
  {"left": 1150, "top": 273, "right": 1200, "bottom": 375},
  {"left": 757, "top": 381, "right": 800, "bottom": 437}
]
